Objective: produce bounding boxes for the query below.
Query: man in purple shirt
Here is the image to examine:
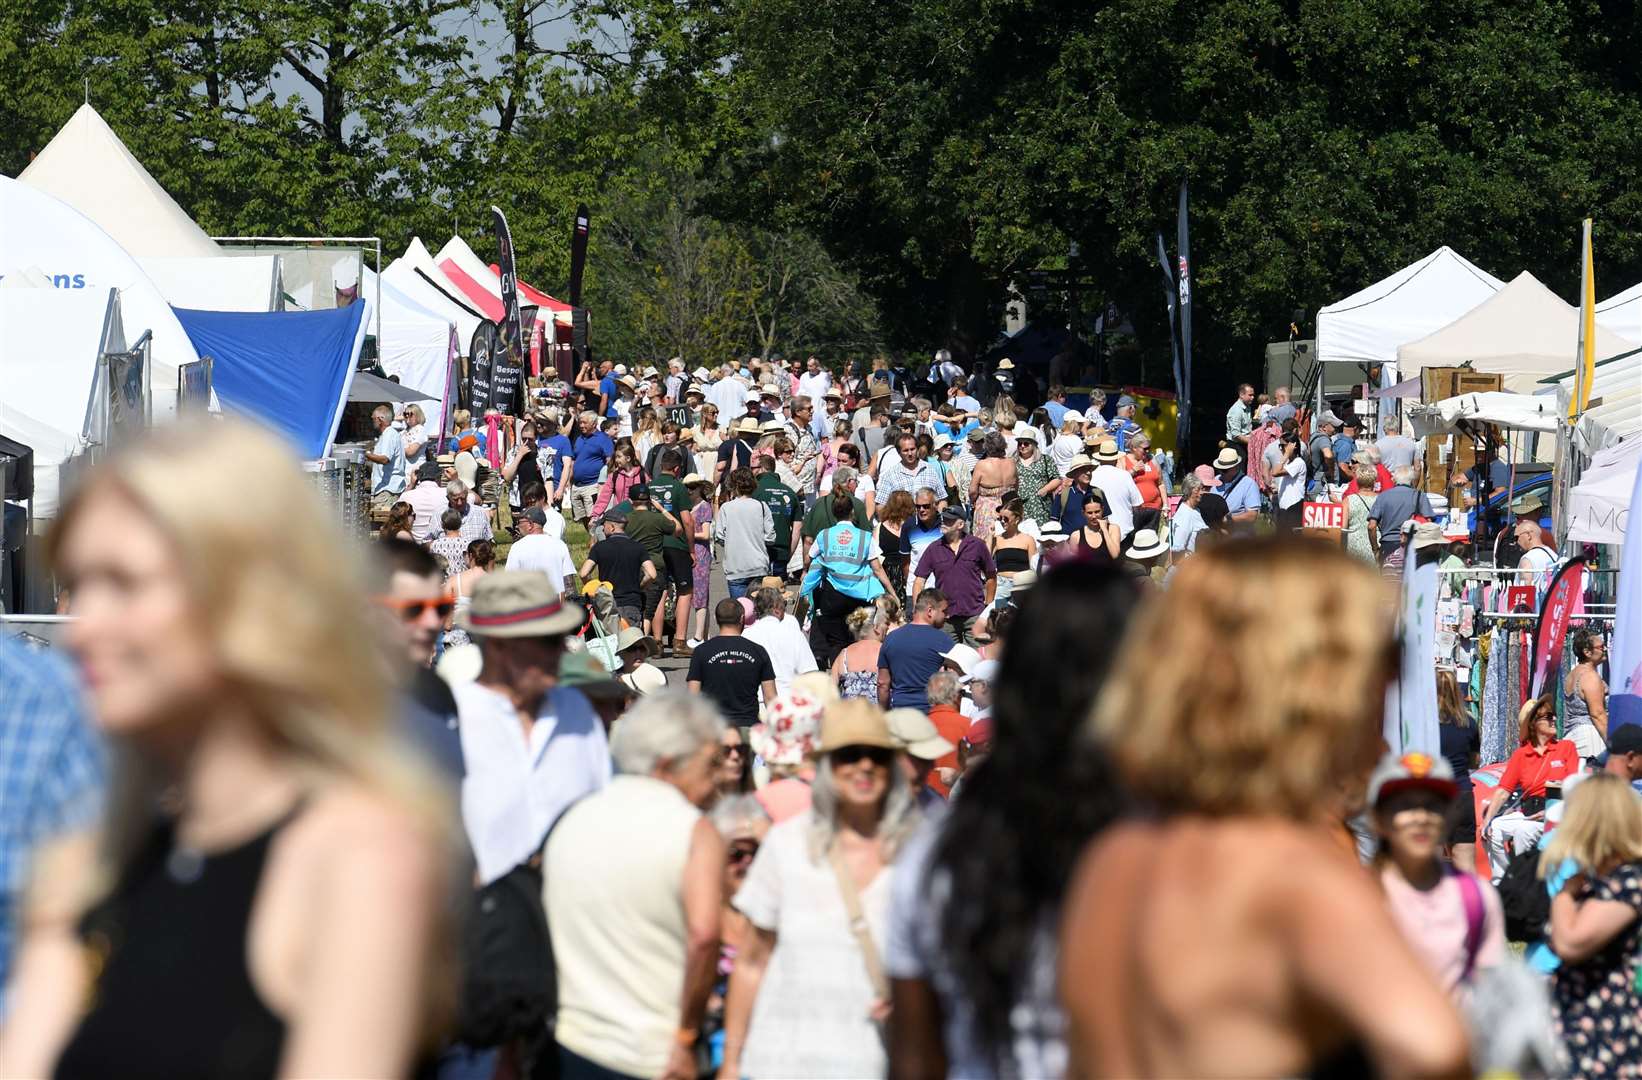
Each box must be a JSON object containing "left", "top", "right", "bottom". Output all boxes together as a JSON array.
[{"left": 910, "top": 507, "right": 997, "bottom": 645}]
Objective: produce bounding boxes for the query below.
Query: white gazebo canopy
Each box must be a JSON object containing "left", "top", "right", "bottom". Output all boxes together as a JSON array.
[
  {"left": 1595, "top": 281, "right": 1642, "bottom": 346},
  {"left": 1397, "top": 272, "right": 1636, "bottom": 394},
  {"left": 18, "top": 104, "right": 222, "bottom": 259},
  {"left": 1316, "top": 247, "right": 1505, "bottom": 368}
]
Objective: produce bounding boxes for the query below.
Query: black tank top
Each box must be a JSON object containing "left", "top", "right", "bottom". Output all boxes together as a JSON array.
[
  {"left": 54, "top": 808, "right": 301, "bottom": 1080},
  {"left": 1078, "top": 524, "right": 1119, "bottom": 568},
  {"left": 993, "top": 545, "right": 1031, "bottom": 573}
]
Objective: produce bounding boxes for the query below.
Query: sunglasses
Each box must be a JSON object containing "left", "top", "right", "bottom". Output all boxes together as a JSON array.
[
  {"left": 831, "top": 744, "right": 894, "bottom": 768},
  {"left": 728, "top": 840, "right": 760, "bottom": 866},
  {"left": 376, "top": 595, "right": 456, "bottom": 621},
  {"left": 716, "top": 744, "right": 746, "bottom": 763}
]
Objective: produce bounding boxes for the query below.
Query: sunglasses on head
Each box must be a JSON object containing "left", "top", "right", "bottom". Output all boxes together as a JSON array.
[
  {"left": 831, "top": 744, "right": 894, "bottom": 768},
  {"left": 376, "top": 595, "right": 456, "bottom": 621}
]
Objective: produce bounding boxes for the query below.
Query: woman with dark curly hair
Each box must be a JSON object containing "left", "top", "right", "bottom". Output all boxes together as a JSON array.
[{"left": 885, "top": 562, "right": 1140, "bottom": 1078}]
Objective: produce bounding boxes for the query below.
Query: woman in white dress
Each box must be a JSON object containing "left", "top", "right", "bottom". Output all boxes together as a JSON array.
[{"left": 719, "top": 701, "right": 920, "bottom": 1078}]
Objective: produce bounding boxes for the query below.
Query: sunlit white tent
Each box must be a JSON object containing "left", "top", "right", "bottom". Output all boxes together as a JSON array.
[
  {"left": 17, "top": 103, "right": 221, "bottom": 258},
  {"left": 361, "top": 266, "right": 455, "bottom": 437},
  {"left": 434, "top": 235, "right": 553, "bottom": 364},
  {"left": 1397, "top": 272, "right": 1636, "bottom": 394},
  {"left": 1544, "top": 350, "right": 1642, "bottom": 453},
  {"left": 385, "top": 239, "right": 483, "bottom": 346},
  {"left": 0, "top": 176, "right": 201, "bottom": 408},
  {"left": 1596, "top": 282, "right": 1642, "bottom": 346},
  {"left": 139, "top": 255, "right": 282, "bottom": 312},
  {"left": 1407, "top": 391, "right": 1561, "bottom": 438},
  {"left": 0, "top": 288, "right": 125, "bottom": 518},
  {"left": 1316, "top": 247, "right": 1505, "bottom": 369}
]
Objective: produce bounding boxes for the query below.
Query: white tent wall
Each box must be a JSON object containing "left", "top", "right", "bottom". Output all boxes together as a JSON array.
[
  {"left": 0, "top": 288, "right": 123, "bottom": 519},
  {"left": 1566, "top": 438, "right": 1641, "bottom": 545},
  {"left": 434, "top": 235, "right": 552, "bottom": 345},
  {"left": 0, "top": 177, "right": 201, "bottom": 411},
  {"left": 17, "top": 104, "right": 221, "bottom": 259},
  {"left": 1595, "top": 282, "right": 1642, "bottom": 346},
  {"left": 1549, "top": 350, "right": 1642, "bottom": 451},
  {"left": 362, "top": 266, "right": 455, "bottom": 438},
  {"left": 1397, "top": 272, "right": 1636, "bottom": 394},
  {"left": 384, "top": 248, "right": 483, "bottom": 345},
  {"left": 139, "top": 255, "right": 282, "bottom": 312},
  {"left": 1316, "top": 247, "right": 1505, "bottom": 367}
]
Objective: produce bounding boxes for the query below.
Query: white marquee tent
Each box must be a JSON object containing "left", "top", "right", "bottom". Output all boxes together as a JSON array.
[
  {"left": 1316, "top": 247, "right": 1505, "bottom": 369},
  {"left": 434, "top": 235, "right": 554, "bottom": 345},
  {"left": 1546, "top": 350, "right": 1642, "bottom": 453},
  {"left": 385, "top": 239, "right": 484, "bottom": 347},
  {"left": 1397, "top": 272, "right": 1636, "bottom": 394},
  {"left": 361, "top": 266, "right": 455, "bottom": 436},
  {"left": 0, "top": 176, "right": 201, "bottom": 407},
  {"left": 1567, "top": 437, "right": 1641, "bottom": 546},
  {"left": 1596, "top": 282, "right": 1642, "bottom": 347},
  {"left": 0, "top": 287, "right": 125, "bottom": 518},
  {"left": 139, "top": 255, "right": 283, "bottom": 312},
  {"left": 17, "top": 103, "right": 221, "bottom": 259}
]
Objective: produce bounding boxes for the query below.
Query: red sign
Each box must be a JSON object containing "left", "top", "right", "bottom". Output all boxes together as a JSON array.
[{"left": 1302, "top": 502, "right": 1345, "bottom": 530}]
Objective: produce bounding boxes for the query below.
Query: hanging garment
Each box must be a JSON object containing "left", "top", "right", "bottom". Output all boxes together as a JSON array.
[{"left": 1480, "top": 628, "right": 1514, "bottom": 767}]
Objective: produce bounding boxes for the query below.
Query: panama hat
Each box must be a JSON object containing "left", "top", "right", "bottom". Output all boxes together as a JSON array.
[
  {"left": 458, "top": 571, "right": 583, "bottom": 638},
  {"left": 1212, "top": 448, "right": 1242, "bottom": 471},
  {"left": 1125, "top": 527, "right": 1170, "bottom": 559},
  {"left": 735, "top": 416, "right": 763, "bottom": 436},
  {"left": 1092, "top": 439, "right": 1122, "bottom": 463},
  {"left": 615, "top": 626, "right": 657, "bottom": 656},
  {"left": 1065, "top": 454, "right": 1094, "bottom": 474},
  {"left": 814, "top": 699, "right": 898, "bottom": 754},
  {"left": 681, "top": 472, "right": 706, "bottom": 485},
  {"left": 996, "top": 357, "right": 1015, "bottom": 370}
]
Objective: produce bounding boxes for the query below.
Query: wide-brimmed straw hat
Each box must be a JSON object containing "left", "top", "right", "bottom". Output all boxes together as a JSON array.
[
  {"left": 1126, "top": 527, "right": 1170, "bottom": 559},
  {"left": 1093, "top": 439, "right": 1122, "bottom": 463},
  {"left": 815, "top": 700, "right": 898, "bottom": 754},
  {"left": 458, "top": 571, "right": 583, "bottom": 637}
]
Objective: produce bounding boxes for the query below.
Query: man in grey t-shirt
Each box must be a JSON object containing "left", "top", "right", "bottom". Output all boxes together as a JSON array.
[{"left": 1377, "top": 416, "right": 1419, "bottom": 472}]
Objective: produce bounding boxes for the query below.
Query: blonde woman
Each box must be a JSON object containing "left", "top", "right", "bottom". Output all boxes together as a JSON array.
[
  {"left": 721, "top": 701, "right": 920, "bottom": 1079},
  {"left": 1060, "top": 537, "right": 1468, "bottom": 1078},
  {"left": 832, "top": 605, "right": 891, "bottom": 701},
  {"left": 0, "top": 422, "right": 455, "bottom": 1079},
  {"left": 1541, "top": 773, "right": 1642, "bottom": 1076},
  {"left": 632, "top": 406, "right": 663, "bottom": 465},
  {"left": 401, "top": 403, "right": 430, "bottom": 474}
]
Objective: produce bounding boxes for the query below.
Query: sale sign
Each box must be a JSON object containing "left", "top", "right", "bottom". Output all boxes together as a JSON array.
[{"left": 1302, "top": 502, "right": 1345, "bottom": 530}]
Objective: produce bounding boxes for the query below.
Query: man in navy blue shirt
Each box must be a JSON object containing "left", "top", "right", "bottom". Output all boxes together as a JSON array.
[
  {"left": 568, "top": 409, "right": 615, "bottom": 528},
  {"left": 877, "top": 588, "right": 952, "bottom": 709}
]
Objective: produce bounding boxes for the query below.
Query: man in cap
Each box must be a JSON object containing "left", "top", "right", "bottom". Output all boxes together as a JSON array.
[
  {"left": 814, "top": 387, "right": 845, "bottom": 442},
  {"left": 886, "top": 706, "right": 956, "bottom": 811},
  {"left": 451, "top": 572, "right": 610, "bottom": 885},
  {"left": 505, "top": 506, "right": 578, "bottom": 594},
  {"left": 1107, "top": 395, "right": 1141, "bottom": 450},
  {"left": 911, "top": 509, "right": 997, "bottom": 645},
  {"left": 1089, "top": 439, "right": 1144, "bottom": 539},
  {"left": 1602, "top": 726, "right": 1642, "bottom": 793},
  {"left": 581, "top": 509, "right": 657, "bottom": 627},
  {"left": 1307, "top": 410, "right": 1344, "bottom": 492}
]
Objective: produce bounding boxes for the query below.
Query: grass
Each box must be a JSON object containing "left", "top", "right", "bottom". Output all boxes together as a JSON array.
[{"left": 565, "top": 520, "right": 592, "bottom": 568}]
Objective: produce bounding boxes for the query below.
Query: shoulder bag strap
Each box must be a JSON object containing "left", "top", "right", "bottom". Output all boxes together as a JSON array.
[
  {"left": 828, "top": 842, "right": 890, "bottom": 1001},
  {"left": 1452, "top": 868, "right": 1487, "bottom": 982}
]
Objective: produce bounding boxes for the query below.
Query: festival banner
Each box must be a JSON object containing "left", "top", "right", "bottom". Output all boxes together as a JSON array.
[
  {"left": 569, "top": 204, "right": 590, "bottom": 309},
  {"left": 438, "top": 324, "right": 461, "bottom": 451},
  {"left": 492, "top": 206, "right": 524, "bottom": 373},
  {"left": 1154, "top": 231, "right": 1183, "bottom": 449},
  {"left": 1610, "top": 455, "right": 1642, "bottom": 732},
  {"left": 1386, "top": 541, "right": 1441, "bottom": 757},
  {"left": 1176, "top": 181, "right": 1193, "bottom": 446},
  {"left": 468, "top": 320, "right": 497, "bottom": 414},
  {"left": 1571, "top": 218, "right": 1597, "bottom": 418},
  {"left": 1530, "top": 557, "right": 1587, "bottom": 700}
]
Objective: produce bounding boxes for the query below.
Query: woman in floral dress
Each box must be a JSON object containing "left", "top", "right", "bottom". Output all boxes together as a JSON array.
[
  {"left": 1545, "top": 773, "right": 1642, "bottom": 1078},
  {"left": 688, "top": 475, "right": 716, "bottom": 644},
  {"left": 1013, "top": 432, "right": 1062, "bottom": 525}
]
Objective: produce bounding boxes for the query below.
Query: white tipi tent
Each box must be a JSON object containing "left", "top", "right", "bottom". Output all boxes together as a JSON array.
[
  {"left": 17, "top": 103, "right": 222, "bottom": 259},
  {"left": 1316, "top": 247, "right": 1505, "bottom": 368},
  {"left": 1398, "top": 272, "right": 1637, "bottom": 394}
]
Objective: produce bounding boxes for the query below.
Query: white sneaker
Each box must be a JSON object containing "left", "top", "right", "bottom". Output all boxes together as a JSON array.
[{"left": 686, "top": 637, "right": 703, "bottom": 649}]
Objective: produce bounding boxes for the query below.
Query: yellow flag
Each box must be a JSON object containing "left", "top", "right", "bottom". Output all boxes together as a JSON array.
[{"left": 1573, "top": 218, "right": 1596, "bottom": 417}]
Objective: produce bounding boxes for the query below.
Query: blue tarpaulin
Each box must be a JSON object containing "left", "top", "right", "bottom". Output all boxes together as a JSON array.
[{"left": 174, "top": 304, "right": 365, "bottom": 459}]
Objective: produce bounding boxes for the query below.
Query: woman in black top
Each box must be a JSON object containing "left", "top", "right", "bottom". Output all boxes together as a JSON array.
[
  {"left": 0, "top": 423, "right": 457, "bottom": 1079},
  {"left": 1436, "top": 668, "right": 1482, "bottom": 873},
  {"left": 877, "top": 489, "right": 915, "bottom": 600}
]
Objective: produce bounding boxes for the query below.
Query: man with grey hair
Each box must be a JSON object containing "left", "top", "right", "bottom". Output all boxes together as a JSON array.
[
  {"left": 923, "top": 669, "right": 968, "bottom": 797},
  {"left": 1377, "top": 414, "right": 1420, "bottom": 472},
  {"left": 545, "top": 689, "right": 725, "bottom": 1080},
  {"left": 423, "top": 477, "right": 493, "bottom": 544},
  {"left": 364, "top": 403, "right": 406, "bottom": 509},
  {"left": 1367, "top": 465, "right": 1434, "bottom": 563},
  {"left": 783, "top": 394, "right": 821, "bottom": 496}
]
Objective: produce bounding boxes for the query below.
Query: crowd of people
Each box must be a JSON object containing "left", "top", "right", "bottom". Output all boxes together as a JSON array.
[{"left": 0, "top": 346, "right": 1632, "bottom": 1080}]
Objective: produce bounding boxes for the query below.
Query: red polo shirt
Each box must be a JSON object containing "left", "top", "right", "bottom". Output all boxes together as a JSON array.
[
  {"left": 926, "top": 704, "right": 969, "bottom": 797},
  {"left": 1497, "top": 739, "right": 1580, "bottom": 799}
]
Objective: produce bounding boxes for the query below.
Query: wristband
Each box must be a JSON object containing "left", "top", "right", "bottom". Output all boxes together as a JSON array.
[{"left": 675, "top": 1027, "right": 699, "bottom": 1047}]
